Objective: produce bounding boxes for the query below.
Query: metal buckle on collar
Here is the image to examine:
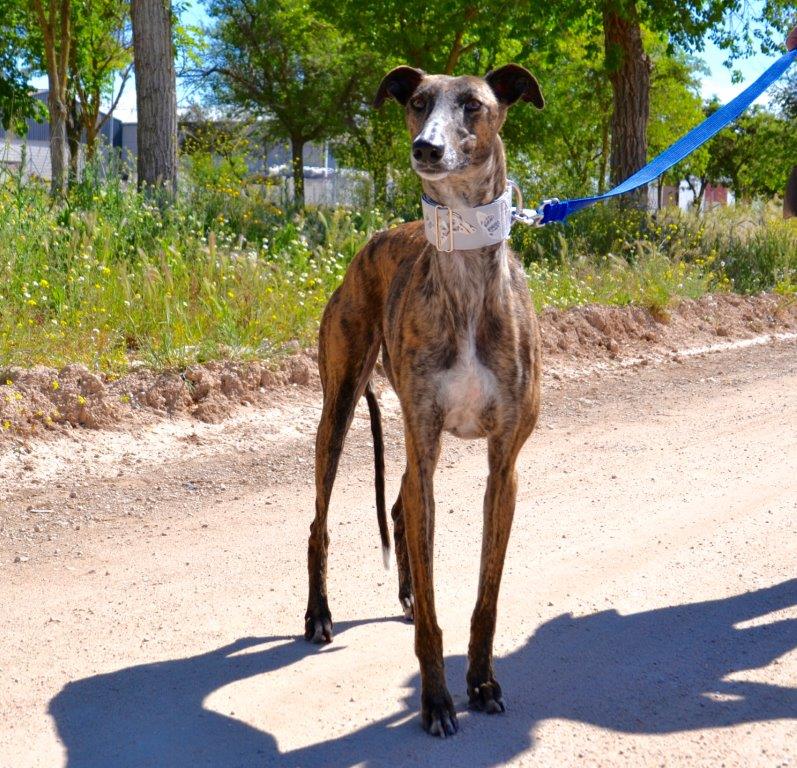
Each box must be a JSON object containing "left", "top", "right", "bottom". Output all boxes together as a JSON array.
[{"left": 433, "top": 204, "right": 454, "bottom": 252}]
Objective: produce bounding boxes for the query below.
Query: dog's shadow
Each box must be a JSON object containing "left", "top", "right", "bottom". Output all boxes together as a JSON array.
[{"left": 49, "top": 580, "right": 797, "bottom": 767}]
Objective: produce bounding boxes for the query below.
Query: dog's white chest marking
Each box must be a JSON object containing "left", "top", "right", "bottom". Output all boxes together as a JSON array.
[{"left": 440, "top": 328, "right": 497, "bottom": 439}]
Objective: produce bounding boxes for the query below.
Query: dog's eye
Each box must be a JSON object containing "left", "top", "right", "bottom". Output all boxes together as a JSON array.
[
  {"left": 464, "top": 99, "right": 482, "bottom": 112},
  {"left": 409, "top": 96, "right": 426, "bottom": 110}
]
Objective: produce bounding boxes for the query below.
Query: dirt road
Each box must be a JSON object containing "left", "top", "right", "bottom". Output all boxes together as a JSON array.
[{"left": 2, "top": 338, "right": 796, "bottom": 767}]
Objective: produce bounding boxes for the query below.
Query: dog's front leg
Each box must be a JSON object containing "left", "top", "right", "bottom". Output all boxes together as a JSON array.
[
  {"left": 402, "top": 419, "right": 458, "bottom": 737},
  {"left": 466, "top": 431, "right": 525, "bottom": 714}
]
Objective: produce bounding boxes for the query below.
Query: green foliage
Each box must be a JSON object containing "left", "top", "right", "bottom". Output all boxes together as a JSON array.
[
  {"left": 518, "top": 0, "right": 789, "bottom": 188},
  {"left": 0, "top": 17, "right": 45, "bottom": 132},
  {"left": 773, "top": 69, "right": 797, "bottom": 120},
  {"left": 0, "top": 0, "right": 46, "bottom": 133},
  {"left": 647, "top": 37, "right": 708, "bottom": 183},
  {"left": 702, "top": 107, "right": 797, "bottom": 200},
  {"left": 312, "top": 0, "right": 538, "bottom": 210},
  {"left": 2, "top": 0, "right": 795, "bottom": 373},
  {"left": 502, "top": 26, "right": 613, "bottom": 202},
  {"left": 2, "top": 161, "right": 794, "bottom": 372},
  {"left": 69, "top": 0, "right": 132, "bottom": 158},
  {"left": 206, "top": 0, "right": 365, "bottom": 135},
  {"left": 502, "top": 26, "right": 714, "bottom": 206},
  {"left": 204, "top": 0, "right": 373, "bottom": 206},
  {"left": 512, "top": 201, "right": 797, "bottom": 297},
  {"left": 0, "top": 165, "right": 397, "bottom": 370},
  {"left": 313, "top": 0, "right": 535, "bottom": 75},
  {"left": 524, "top": 248, "right": 714, "bottom": 313}
]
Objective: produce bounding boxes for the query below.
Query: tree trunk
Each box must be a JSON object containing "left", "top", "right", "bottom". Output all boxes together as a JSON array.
[
  {"left": 694, "top": 178, "right": 706, "bottom": 211},
  {"left": 67, "top": 96, "right": 81, "bottom": 185},
  {"left": 602, "top": 0, "right": 651, "bottom": 208},
  {"left": 85, "top": 121, "right": 99, "bottom": 163},
  {"left": 32, "top": 0, "right": 72, "bottom": 197},
  {"left": 131, "top": 0, "right": 178, "bottom": 197},
  {"left": 47, "top": 86, "right": 69, "bottom": 196},
  {"left": 598, "top": 118, "right": 610, "bottom": 194},
  {"left": 290, "top": 138, "right": 305, "bottom": 209},
  {"left": 785, "top": 165, "right": 797, "bottom": 219},
  {"left": 372, "top": 164, "right": 387, "bottom": 208}
]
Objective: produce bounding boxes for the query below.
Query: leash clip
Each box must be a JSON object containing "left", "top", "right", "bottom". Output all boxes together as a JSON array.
[
  {"left": 535, "top": 197, "right": 560, "bottom": 227},
  {"left": 512, "top": 207, "right": 545, "bottom": 227},
  {"left": 509, "top": 181, "right": 553, "bottom": 228}
]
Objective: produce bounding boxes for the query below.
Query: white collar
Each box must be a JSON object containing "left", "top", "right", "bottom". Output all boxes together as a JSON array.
[{"left": 421, "top": 184, "right": 514, "bottom": 252}]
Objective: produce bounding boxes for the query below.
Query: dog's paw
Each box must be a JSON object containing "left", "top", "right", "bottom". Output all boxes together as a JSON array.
[
  {"left": 400, "top": 594, "right": 414, "bottom": 622},
  {"left": 304, "top": 611, "right": 333, "bottom": 644},
  {"left": 421, "top": 688, "right": 459, "bottom": 737},
  {"left": 468, "top": 678, "right": 505, "bottom": 714}
]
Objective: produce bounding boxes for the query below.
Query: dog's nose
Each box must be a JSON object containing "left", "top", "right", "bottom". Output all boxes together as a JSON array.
[{"left": 412, "top": 140, "right": 444, "bottom": 165}]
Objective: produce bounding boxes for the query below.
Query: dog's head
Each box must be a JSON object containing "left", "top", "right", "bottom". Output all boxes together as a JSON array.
[{"left": 374, "top": 65, "right": 543, "bottom": 183}]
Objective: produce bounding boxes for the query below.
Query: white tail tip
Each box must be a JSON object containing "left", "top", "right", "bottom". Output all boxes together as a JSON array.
[{"left": 382, "top": 545, "right": 391, "bottom": 570}]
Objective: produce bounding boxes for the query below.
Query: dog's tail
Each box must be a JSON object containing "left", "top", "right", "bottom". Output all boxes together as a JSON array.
[{"left": 364, "top": 381, "right": 390, "bottom": 569}]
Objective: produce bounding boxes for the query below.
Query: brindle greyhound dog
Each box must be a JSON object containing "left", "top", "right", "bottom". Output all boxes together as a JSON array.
[{"left": 305, "top": 63, "right": 544, "bottom": 737}]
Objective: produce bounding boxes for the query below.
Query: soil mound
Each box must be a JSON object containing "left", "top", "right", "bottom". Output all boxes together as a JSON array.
[
  {"left": 1, "top": 293, "right": 794, "bottom": 438},
  {"left": 539, "top": 293, "right": 796, "bottom": 364},
  {"left": 0, "top": 354, "right": 318, "bottom": 436}
]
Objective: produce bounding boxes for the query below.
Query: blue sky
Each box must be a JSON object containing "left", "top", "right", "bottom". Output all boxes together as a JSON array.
[{"left": 33, "top": 1, "right": 790, "bottom": 123}]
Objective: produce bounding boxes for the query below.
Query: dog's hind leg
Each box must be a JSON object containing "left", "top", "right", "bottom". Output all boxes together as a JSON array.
[
  {"left": 305, "top": 287, "right": 381, "bottom": 644},
  {"left": 390, "top": 474, "right": 414, "bottom": 620}
]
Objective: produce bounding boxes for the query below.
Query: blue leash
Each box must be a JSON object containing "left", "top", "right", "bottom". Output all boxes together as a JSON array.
[{"left": 535, "top": 47, "right": 797, "bottom": 225}]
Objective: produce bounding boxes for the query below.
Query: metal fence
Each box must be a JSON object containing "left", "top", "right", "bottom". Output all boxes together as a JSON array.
[{"left": 0, "top": 139, "right": 56, "bottom": 181}]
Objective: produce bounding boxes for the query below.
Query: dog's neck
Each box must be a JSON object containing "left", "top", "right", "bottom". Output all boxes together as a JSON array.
[
  {"left": 420, "top": 137, "right": 507, "bottom": 209},
  {"left": 418, "top": 137, "right": 510, "bottom": 312}
]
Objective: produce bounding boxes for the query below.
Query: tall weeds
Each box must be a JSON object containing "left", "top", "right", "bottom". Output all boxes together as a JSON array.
[{"left": 1, "top": 164, "right": 793, "bottom": 372}]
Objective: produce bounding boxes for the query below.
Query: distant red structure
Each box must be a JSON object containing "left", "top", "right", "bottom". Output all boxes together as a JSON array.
[
  {"left": 702, "top": 184, "right": 728, "bottom": 209},
  {"left": 652, "top": 181, "right": 732, "bottom": 211}
]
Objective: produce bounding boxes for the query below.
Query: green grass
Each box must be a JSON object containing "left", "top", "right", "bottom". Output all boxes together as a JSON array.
[
  {"left": 0, "top": 173, "right": 393, "bottom": 371},
  {"left": 1, "top": 166, "right": 795, "bottom": 374},
  {"left": 512, "top": 202, "right": 797, "bottom": 313},
  {"left": 525, "top": 248, "right": 715, "bottom": 314}
]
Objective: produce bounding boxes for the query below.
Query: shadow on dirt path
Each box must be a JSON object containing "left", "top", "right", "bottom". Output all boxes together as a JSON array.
[{"left": 49, "top": 581, "right": 797, "bottom": 767}]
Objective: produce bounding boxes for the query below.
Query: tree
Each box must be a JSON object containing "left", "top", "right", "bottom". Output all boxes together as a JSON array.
[
  {"left": 7, "top": 0, "right": 131, "bottom": 187},
  {"left": 204, "top": 0, "right": 367, "bottom": 209},
  {"left": 315, "top": 0, "right": 534, "bottom": 75},
  {"left": 28, "top": 0, "right": 73, "bottom": 195},
  {"left": 534, "top": 0, "right": 788, "bottom": 206},
  {"left": 602, "top": 0, "right": 650, "bottom": 201},
  {"left": 701, "top": 106, "right": 797, "bottom": 201},
  {"left": 774, "top": 26, "right": 797, "bottom": 216},
  {"left": 69, "top": 0, "right": 132, "bottom": 165},
  {"left": 647, "top": 41, "right": 707, "bottom": 207},
  {"left": 499, "top": 26, "right": 709, "bottom": 209},
  {"left": 315, "top": 0, "right": 538, "bottom": 205},
  {"left": 0, "top": 1, "right": 47, "bottom": 134},
  {"left": 499, "top": 27, "right": 613, "bottom": 202},
  {"left": 131, "top": 0, "right": 178, "bottom": 196}
]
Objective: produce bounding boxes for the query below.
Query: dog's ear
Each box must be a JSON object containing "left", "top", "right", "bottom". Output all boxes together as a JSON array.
[
  {"left": 485, "top": 64, "right": 544, "bottom": 109},
  {"left": 373, "top": 66, "right": 425, "bottom": 108}
]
